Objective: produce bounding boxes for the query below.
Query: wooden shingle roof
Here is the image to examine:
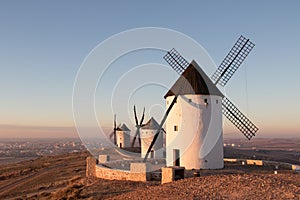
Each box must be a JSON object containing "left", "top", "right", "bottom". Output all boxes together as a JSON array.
[{"left": 164, "top": 60, "right": 223, "bottom": 98}]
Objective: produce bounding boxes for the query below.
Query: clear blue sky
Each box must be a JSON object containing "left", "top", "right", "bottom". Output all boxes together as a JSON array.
[{"left": 0, "top": 1, "right": 299, "bottom": 138}]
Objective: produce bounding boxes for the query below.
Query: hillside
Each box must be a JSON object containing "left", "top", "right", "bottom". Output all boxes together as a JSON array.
[{"left": 0, "top": 150, "right": 299, "bottom": 199}]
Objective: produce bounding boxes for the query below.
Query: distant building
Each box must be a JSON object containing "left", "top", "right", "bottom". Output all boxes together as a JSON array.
[
  {"left": 140, "top": 117, "right": 164, "bottom": 159},
  {"left": 116, "top": 124, "right": 131, "bottom": 148}
]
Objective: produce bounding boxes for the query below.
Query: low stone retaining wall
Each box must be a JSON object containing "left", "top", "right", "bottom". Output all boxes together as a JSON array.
[
  {"left": 224, "top": 158, "right": 300, "bottom": 171},
  {"left": 87, "top": 157, "right": 300, "bottom": 182},
  {"left": 95, "top": 165, "right": 131, "bottom": 180},
  {"left": 86, "top": 156, "right": 152, "bottom": 181},
  {"left": 246, "top": 159, "right": 263, "bottom": 166}
]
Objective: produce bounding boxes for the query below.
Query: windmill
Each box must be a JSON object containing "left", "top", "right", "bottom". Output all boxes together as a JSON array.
[
  {"left": 143, "top": 35, "right": 258, "bottom": 169},
  {"left": 131, "top": 105, "right": 145, "bottom": 147},
  {"left": 109, "top": 114, "right": 120, "bottom": 145},
  {"left": 140, "top": 117, "right": 164, "bottom": 159},
  {"left": 116, "top": 124, "right": 131, "bottom": 148}
]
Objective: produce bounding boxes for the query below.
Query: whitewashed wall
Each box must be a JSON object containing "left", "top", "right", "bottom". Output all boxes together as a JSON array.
[
  {"left": 140, "top": 129, "right": 164, "bottom": 159},
  {"left": 116, "top": 130, "right": 131, "bottom": 148},
  {"left": 165, "top": 94, "right": 223, "bottom": 169}
]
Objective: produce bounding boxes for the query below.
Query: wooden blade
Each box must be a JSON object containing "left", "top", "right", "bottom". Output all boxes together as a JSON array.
[
  {"left": 143, "top": 95, "right": 178, "bottom": 162},
  {"left": 109, "top": 131, "right": 114, "bottom": 138},
  {"left": 131, "top": 128, "right": 140, "bottom": 147},
  {"left": 212, "top": 35, "right": 255, "bottom": 86},
  {"left": 113, "top": 129, "right": 117, "bottom": 145},
  {"left": 222, "top": 97, "right": 258, "bottom": 140},
  {"left": 138, "top": 130, "right": 141, "bottom": 147},
  {"left": 139, "top": 107, "right": 145, "bottom": 126},
  {"left": 114, "top": 114, "right": 116, "bottom": 129},
  {"left": 133, "top": 105, "right": 139, "bottom": 125}
]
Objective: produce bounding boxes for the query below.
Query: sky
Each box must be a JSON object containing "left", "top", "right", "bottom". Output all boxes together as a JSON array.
[{"left": 0, "top": 1, "right": 299, "bottom": 138}]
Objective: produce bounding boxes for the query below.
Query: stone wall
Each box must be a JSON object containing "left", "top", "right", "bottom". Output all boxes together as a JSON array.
[
  {"left": 246, "top": 159, "right": 263, "bottom": 166},
  {"left": 87, "top": 156, "right": 300, "bottom": 182},
  {"left": 86, "top": 157, "right": 152, "bottom": 181},
  {"left": 86, "top": 156, "right": 96, "bottom": 177},
  {"left": 130, "top": 163, "right": 151, "bottom": 181},
  {"left": 95, "top": 165, "right": 131, "bottom": 180},
  {"left": 224, "top": 158, "right": 300, "bottom": 170},
  {"left": 292, "top": 165, "right": 300, "bottom": 171},
  {"left": 98, "top": 155, "right": 110, "bottom": 163},
  {"left": 223, "top": 158, "right": 237, "bottom": 162},
  {"left": 161, "top": 166, "right": 185, "bottom": 184}
]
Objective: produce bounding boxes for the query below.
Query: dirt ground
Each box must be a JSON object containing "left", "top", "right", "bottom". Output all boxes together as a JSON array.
[
  {"left": 0, "top": 152, "right": 88, "bottom": 199},
  {"left": 0, "top": 145, "right": 299, "bottom": 199},
  {"left": 107, "top": 173, "right": 300, "bottom": 200}
]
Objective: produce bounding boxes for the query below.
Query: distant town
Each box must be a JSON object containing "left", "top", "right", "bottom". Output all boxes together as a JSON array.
[
  {"left": 0, "top": 137, "right": 299, "bottom": 166},
  {"left": 0, "top": 138, "right": 87, "bottom": 165}
]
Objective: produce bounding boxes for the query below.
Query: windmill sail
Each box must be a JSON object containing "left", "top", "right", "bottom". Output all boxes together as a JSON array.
[
  {"left": 109, "top": 114, "right": 120, "bottom": 145},
  {"left": 131, "top": 105, "right": 139, "bottom": 147},
  {"left": 163, "top": 42, "right": 258, "bottom": 142},
  {"left": 113, "top": 114, "right": 117, "bottom": 145},
  {"left": 143, "top": 94, "right": 178, "bottom": 162},
  {"left": 163, "top": 47, "right": 258, "bottom": 140},
  {"left": 131, "top": 105, "right": 145, "bottom": 147},
  {"left": 222, "top": 97, "right": 258, "bottom": 140},
  {"left": 163, "top": 48, "right": 189, "bottom": 75},
  {"left": 211, "top": 35, "right": 255, "bottom": 86}
]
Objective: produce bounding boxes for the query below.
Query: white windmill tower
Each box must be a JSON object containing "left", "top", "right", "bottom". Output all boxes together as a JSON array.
[
  {"left": 116, "top": 123, "right": 131, "bottom": 148},
  {"left": 143, "top": 36, "right": 259, "bottom": 170},
  {"left": 164, "top": 60, "right": 224, "bottom": 169},
  {"left": 109, "top": 115, "right": 131, "bottom": 148},
  {"left": 140, "top": 117, "right": 164, "bottom": 159}
]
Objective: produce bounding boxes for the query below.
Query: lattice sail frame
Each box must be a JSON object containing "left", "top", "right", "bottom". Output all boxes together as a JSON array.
[
  {"left": 163, "top": 48, "right": 189, "bottom": 74},
  {"left": 212, "top": 35, "right": 255, "bottom": 86},
  {"left": 222, "top": 97, "right": 258, "bottom": 140}
]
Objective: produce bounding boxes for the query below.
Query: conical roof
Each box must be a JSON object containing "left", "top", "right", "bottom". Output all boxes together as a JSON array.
[
  {"left": 164, "top": 60, "right": 223, "bottom": 98},
  {"left": 117, "top": 123, "right": 130, "bottom": 131},
  {"left": 141, "top": 117, "right": 160, "bottom": 130}
]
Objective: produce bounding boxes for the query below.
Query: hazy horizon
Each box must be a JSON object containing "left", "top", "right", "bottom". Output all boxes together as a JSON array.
[{"left": 0, "top": 124, "right": 299, "bottom": 139}]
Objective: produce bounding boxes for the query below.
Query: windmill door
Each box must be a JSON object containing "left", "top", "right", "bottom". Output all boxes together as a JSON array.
[{"left": 173, "top": 149, "right": 180, "bottom": 166}]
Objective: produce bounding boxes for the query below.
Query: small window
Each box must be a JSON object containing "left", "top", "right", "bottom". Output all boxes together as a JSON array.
[
  {"left": 174, "top": 125, "right": 178, "bottom": 131},
  {"left": 188, "top": 99, "right": 192, "bottom": 103},
  {"left": 204, "top": 99, "right": 208, "bottom": 105},
  {"left": 216, "top": 99, "right": 218, "bottom": 104}
]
